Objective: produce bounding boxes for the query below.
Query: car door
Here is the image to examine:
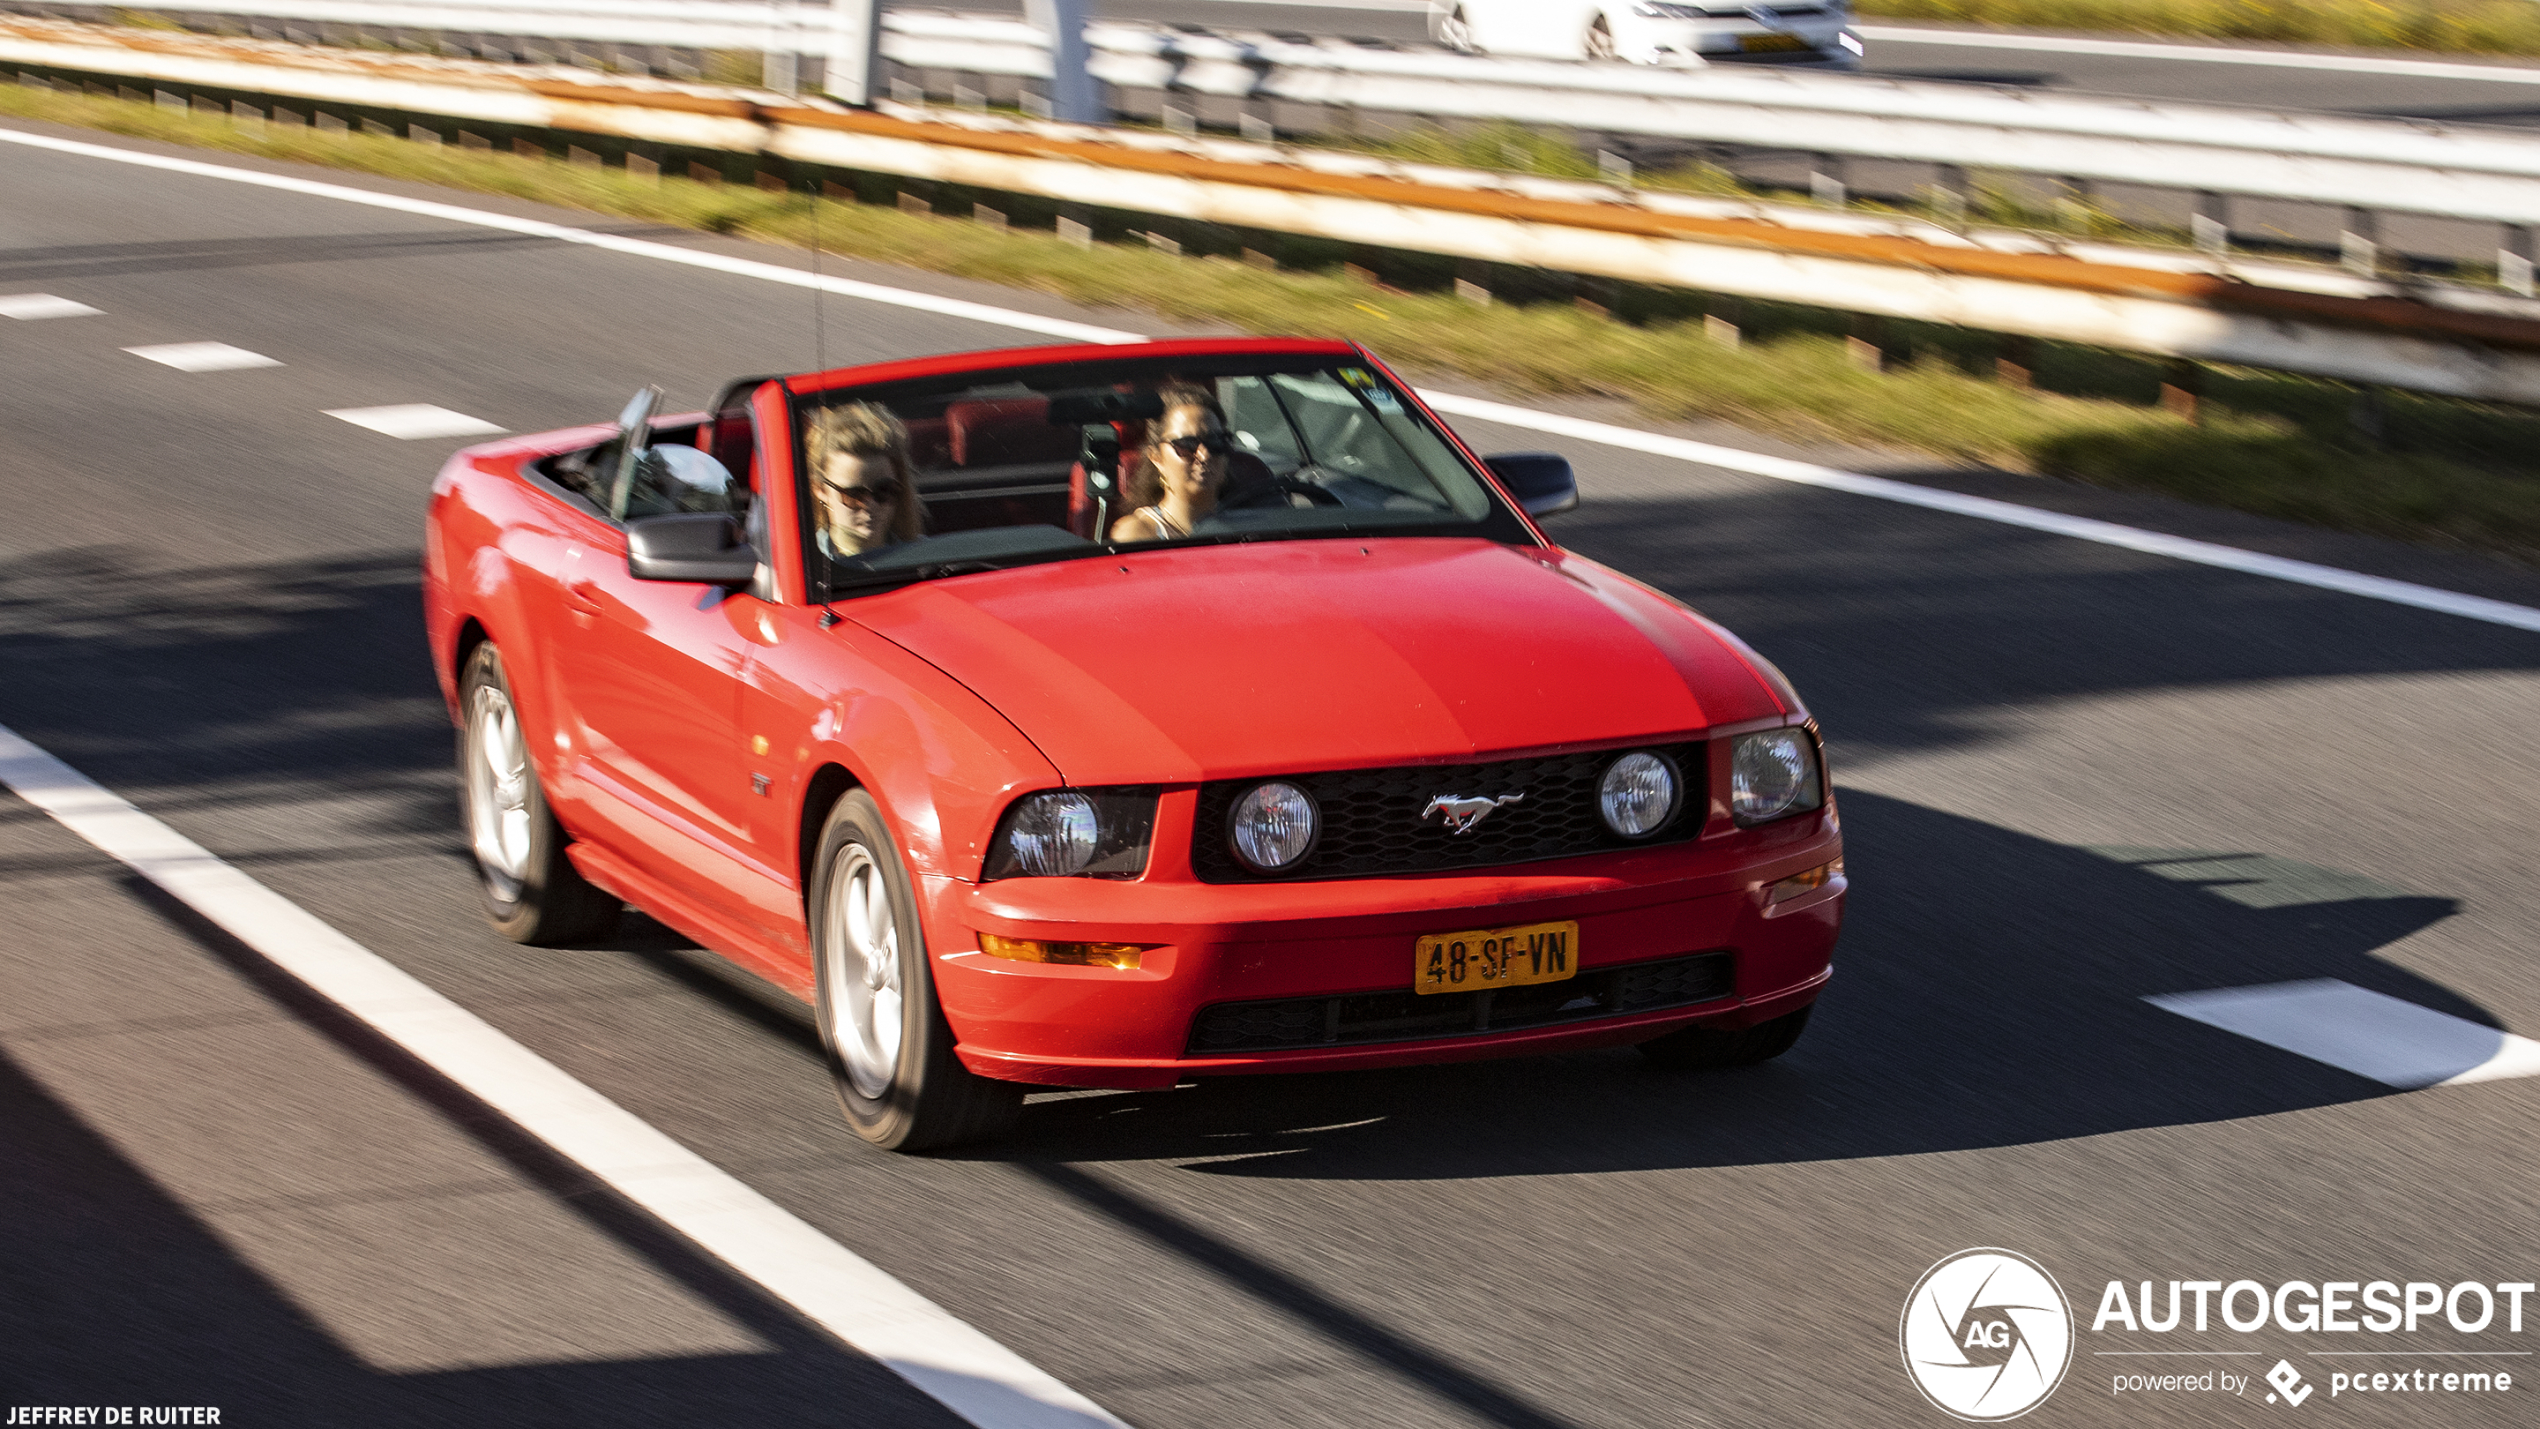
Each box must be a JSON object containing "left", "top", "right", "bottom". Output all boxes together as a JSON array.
[
  {"left": 549, "top": 415, "right": 769, "bottom": 930},
  {"left": 1473, "top": 0, "right": 1595, "bottom": 57}
]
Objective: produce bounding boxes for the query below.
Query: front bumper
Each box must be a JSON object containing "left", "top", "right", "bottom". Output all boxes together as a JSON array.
[{"left": 924, "top": 813, "right": 1843, "bottom": 1088}]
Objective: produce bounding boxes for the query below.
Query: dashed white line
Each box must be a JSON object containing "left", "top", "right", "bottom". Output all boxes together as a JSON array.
[
  {"left": 1857, "top": 24, "right": 2540, "bottom": 84},
  {"left": 2147, "top": 979, "right": 2540, "bottom": 1088},
  {"left": 1, "top": 292, "right": 103, "bottom": 319},
  {"left": 3, "top": 123, "right": 2537, "bottom": 639},
  {"left": 125, "top": 340, "right": 283, "bottom": 372},
  {"left": 0, "top": 720, "right": 1127, "bottom": 1429},
  {"left": 326, "top": 403, "right": 505, "bottom": 439}
]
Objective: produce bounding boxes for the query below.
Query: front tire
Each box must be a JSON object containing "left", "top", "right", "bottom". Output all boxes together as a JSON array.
[
  {"left": 1637, "top": 1006, "right": 1811, "bottom": 1069},
  {"left": 812, "top": 790, "right": 1022, "bottom": 1151},
  {"left": 459, "top": 643, "right": 620, "bottom": 945}
]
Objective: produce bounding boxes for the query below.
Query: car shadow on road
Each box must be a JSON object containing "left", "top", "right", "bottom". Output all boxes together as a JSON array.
[{"left": 985, "top": 788, "right": 2470, "bottom": 1178}]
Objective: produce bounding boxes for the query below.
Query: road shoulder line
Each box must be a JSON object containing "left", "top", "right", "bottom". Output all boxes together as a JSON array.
[
  {"left": 0, "top": 720, "right": 1128, "bottom": 1429},
  {"left": 1415, "top": 391, "right": 2540, "bottom": 636}
]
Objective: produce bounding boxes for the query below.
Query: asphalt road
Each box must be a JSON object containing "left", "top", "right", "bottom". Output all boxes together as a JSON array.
[
  {"left": 5, "top": 115, "right": 2540, "bottom": 1428},
  {"left": 914, "top": 0, "right": 2540, "bottom": 128}
]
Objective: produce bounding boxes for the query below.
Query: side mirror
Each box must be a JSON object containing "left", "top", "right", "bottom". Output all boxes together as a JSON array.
[
  {"left": 1484, "top": 452, "right": 1579, "bottom": 518},
  {"left": 627, "top": 513, "right": 758, "bottom": 586}
]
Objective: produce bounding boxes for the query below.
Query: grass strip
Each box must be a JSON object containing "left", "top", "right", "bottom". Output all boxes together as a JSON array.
[
  {"left": 6, "top": 81, "right": 2540, "bottom": 562},
  {"left": 1859, "top": 0, "right": 2540, "bottom": 60}
]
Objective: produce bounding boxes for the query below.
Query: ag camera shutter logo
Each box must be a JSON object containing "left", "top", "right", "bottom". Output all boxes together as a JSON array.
[{"left": 1901, "top": 1248, "right": 2076, "bottom": 1420}]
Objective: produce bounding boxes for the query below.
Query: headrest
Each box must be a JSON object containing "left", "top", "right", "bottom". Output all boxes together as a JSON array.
[{"left": 945, "top": 397, "right": 1077, "bottom": 467}]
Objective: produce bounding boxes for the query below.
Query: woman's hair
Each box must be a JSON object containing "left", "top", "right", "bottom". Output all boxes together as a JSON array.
[
  {"left": 1123, "top": 380, "right": 1226, "bottom": 509},
  {"left": 805, "top": 400, "right": 922, "bottom": 544}
]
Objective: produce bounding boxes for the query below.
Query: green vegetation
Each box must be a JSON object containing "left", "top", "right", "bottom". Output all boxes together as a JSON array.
[
  {"left": 1859, "top": 0, "right": 2540, "bottom": 59},
  {"left": 6, "top": 79, "right": 2539, "bottom": 561}
]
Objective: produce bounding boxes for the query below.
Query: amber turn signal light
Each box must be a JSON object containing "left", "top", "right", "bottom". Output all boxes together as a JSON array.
[
  {"left": 1769, "top": 858, "right": 1843, "bottom": 903},
  {"left": 977, "top": 933, "right": 1153, "bottom": 970}
]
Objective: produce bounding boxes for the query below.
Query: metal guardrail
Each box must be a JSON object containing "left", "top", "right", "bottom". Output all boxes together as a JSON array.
[
  {"left": 11, "top": 15, "right": 2540, "bottom": 408},
  {"left": 19, "top": 0, "right": 2540, "bottom": 247}
]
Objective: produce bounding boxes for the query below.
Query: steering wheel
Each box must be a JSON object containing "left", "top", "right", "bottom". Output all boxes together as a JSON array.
[
  {"left": 1276, "top": 476, "right": 1345, "bottom": 507},
  {"left": 1222, "top": 464, "right": 1347, "bottom": 510}
]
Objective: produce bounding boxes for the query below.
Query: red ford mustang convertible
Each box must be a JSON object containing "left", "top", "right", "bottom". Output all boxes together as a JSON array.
[{"left": 424, "top": 337, "right": 1845, "bottom": 1148}]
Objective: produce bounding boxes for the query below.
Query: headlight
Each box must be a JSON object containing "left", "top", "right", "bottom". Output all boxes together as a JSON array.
[
  {"left": 1731, "top": 729, "right": 1823, "bottom": 825},
  {"left": 1228, "top": 781, "right": 1318, "bottom": 873},
  {"left": 984, "top": 788, "right": 1157, "bottom": 879},
  {"left": 1598, "top": 751, "right": 1680, "bottom": 838}
]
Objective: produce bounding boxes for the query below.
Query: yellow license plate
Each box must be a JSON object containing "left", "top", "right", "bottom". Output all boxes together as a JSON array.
[
  {"left": 1740, "top": 32, "right": 1811, "bottom": 52},
  {"left": 1415, "top": 920, "right": 1579, "bottom": 995}
]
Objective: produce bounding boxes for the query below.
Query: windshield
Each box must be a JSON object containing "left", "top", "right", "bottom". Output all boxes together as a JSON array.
[{"left": 792, "top": 352, "right": 1532, "bottom": 596}]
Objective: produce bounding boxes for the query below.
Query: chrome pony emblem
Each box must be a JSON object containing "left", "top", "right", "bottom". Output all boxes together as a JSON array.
[{"left": 1421, "top": 792, "right": 1524, "bottom": 835}]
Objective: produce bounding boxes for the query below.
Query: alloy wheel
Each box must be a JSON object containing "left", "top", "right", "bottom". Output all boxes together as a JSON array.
[
  {"left": 465, "top": 684, "right": 532, "bottom": 897},
  {"left": 823, "top": 843, "right": 904, "bottom": 1099},
  {"left": 1437, "top": 5, "right": 1476, "bottom": 51}
]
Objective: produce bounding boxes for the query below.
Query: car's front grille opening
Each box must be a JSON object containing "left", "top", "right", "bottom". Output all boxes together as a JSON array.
[
  {"left": 1191, "top": 743, "right": 1708, "bottom": 883},
  {"left": 1185, "top": 950, "right": 1734, "bottom": 1054}
]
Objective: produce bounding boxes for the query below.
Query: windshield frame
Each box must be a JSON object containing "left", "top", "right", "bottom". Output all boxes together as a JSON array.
[{"left": 784, "top": 344, "right": 1540, "bottom": 603}]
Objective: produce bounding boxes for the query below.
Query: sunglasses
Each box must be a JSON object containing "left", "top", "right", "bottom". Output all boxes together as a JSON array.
[
  {"left": 1163, "top": 432, "right": 1232, "bottom": 461},
  {"left": 821, "top": 482, "right": 897, "bottom": 507}
]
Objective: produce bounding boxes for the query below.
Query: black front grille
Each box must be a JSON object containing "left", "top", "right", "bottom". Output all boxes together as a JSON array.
[
  {"left": 1187, "top": 951, "right": 1734, "bottom": 1054},
  {"left": 1192, "top": 743, "right": 1706, "bottom": 882}
]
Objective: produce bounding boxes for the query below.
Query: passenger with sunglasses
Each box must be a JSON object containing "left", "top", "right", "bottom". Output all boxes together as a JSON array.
[
  {"left": 806, "top": 400, "right": 922, "bottom": 560},
  {"left": 1111, "top": 381, "right": 1232, "bottom": 543}
]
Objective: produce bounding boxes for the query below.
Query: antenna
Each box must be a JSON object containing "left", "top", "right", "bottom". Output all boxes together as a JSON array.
[{"left": 809, "top": 178, "right": 827, "bottom": 374}]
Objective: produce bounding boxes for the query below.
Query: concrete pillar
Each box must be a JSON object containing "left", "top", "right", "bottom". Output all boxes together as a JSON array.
[
  {"left": 2160, "top": 359, "right": 2202, "bottom": 422},
  {"left": 2192, "top": 191, "right": 2229, "bottom": 255},
  {"left": 2502, "top": 224, "right": 2535, "bottom": 298},
  {"left": 1024, "top": 0, "right": 1099, "bottom": 123},
  {"left": 821, "top": 0, "right": 881, "bottom": 106},
  {"left": 2341, "top": 208, "right": 2381, "bottom": 277},
  {"left": 1810, "top": 153, "right": 1847, "bottom": 207}
]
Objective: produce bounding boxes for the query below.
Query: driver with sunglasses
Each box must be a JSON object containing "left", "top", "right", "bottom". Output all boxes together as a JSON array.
[
  {"left": 806, "top": 400, "right": 922, "bottom": 560},
  {"left": 1111, "top": 381, "right": 1232, "bottom": 543}
]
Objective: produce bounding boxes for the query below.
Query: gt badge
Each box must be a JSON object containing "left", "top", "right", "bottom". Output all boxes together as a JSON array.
[{"left": 1421, "top": 792, "right": 1523, "bottom": 835}]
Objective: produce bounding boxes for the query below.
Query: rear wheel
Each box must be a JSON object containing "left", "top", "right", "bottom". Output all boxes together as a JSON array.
[
  {"left": 1434, "top": 4, "right": 1477, "bottom": 52},
  {"left": 459, "top": 642, "right": 620, "bottom": 944},
  {"left": 1637, "top": 1006, "right": 1810, "bottom": 1069},
  {"left": 1584, "top": 14, "right": 1619, "bottom": 61},
  {"left": 812, "top": 790, "right": 1022, "bottom": 1151}
]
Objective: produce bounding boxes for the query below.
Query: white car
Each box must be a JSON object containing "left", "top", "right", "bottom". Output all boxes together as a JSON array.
[{"left": 1430, "top": 0, "right": 1864, "bottom": 69}]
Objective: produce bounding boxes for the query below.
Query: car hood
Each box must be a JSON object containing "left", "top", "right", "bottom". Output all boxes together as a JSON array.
[{"left": 846, "top": 538, "right": 1788, "bottom": 785}]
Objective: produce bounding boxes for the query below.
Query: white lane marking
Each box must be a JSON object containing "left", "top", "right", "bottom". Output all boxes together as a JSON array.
[
  {"left": 6, "top": 122, "right": 2539, "bottom": 638},
  {"left": 1857, "top": 24, "right": 2540, "bottom": 84},
  {"left": 1, "top": 292, "right": 102, "bottom": 319},
  {"left": 0, "top": 127, "right": 1136, "bottom": 348},
  {"left": 2146, "top": 979, "right": 2540, "bottom": 1089},
  {"left": 0, "top": 722, "right": 1128, "bottom": 1429},
  {"left": 326, "top": 403, "right": 505, "bottom": 439},
  {"left": 1416, "top": 391, "right": 2540, "bottom": 636},
  {"left": 125, "top": 340, "right": 282, "bottom": 372}
]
